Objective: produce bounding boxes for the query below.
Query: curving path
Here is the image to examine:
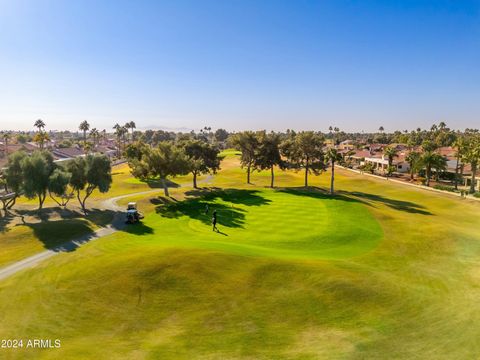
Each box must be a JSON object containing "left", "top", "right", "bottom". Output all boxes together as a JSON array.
[
  {"left": 0, "top": 189, "right": 163, "bottom": 282},
  {"left": 0, "top": 174, "right": 215, "bottom": 282}
]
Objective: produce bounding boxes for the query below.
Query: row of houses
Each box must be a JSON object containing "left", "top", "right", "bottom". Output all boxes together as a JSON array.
[
  {"left": 0, "top": 142, "right": 118, "bottom": 169},
  {"left": 335, "top": 140, "right": 480, "bottom": 189}
]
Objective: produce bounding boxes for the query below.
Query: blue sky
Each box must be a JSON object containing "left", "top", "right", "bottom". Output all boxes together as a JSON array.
[{"left": 0, "top": 0, "right": 479, "bottom": 132}]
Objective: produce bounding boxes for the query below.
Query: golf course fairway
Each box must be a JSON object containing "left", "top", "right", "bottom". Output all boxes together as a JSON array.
[{"left": 1, "top": 155, "right": 480, "bottom": 359}]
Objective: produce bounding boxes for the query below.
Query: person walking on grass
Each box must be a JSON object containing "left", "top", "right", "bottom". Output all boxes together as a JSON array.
[{"left": 212, "top": 210, "right": 218, "bottom": 232}]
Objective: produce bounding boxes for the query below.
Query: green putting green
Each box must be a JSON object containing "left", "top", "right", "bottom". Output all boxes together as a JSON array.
[{"left": 149, "top": 188, "right": 383, "bottom": 259}]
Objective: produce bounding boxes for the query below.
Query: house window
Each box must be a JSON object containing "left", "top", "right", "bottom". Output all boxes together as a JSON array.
[{"left": 398, "top": 165, "right": 402, "bottom": 169}]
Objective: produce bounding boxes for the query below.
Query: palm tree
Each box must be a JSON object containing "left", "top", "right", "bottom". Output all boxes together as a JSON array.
[
  {"left": 405, "top": 151, "right": 421, "bottom": 180},
  {"left": 34, "top": 119, "right": 45, "bottom": 132},
  {"left": 127, "top": 121, "right": 136, "bottom": 141},
  {"left": 421, "top": 151, "right": 447, "bottom": 186},
  {"left": 461, "top": 133, "right": 480, "bottom": 193},
  {"left": 325, "top": 148, "right": 343, "bottom": 194},
  {"left": 114, "top": 125, "right": 128, "bottom": 157},
  {"left": 453, "top": 136, "right": 465, "bottom": 190},
  {"left": 79, "top": 120, "right": 90, "bottom": 146},
  {"left": 383, "top": 146, "right": 398, "bottom": 177},
  {"left": 2, "top": 132, "right": 10, "bottom": 156},
  {"left": 90, "top": 128, "right": 99, "bottom": 148}
]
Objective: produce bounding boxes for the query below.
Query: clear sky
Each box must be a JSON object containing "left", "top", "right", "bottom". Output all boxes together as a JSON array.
[{"left": 0, "top": 0, "right": 479, "bottom": 132}]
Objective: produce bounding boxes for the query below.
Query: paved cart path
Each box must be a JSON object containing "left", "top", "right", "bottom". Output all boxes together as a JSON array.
[{"left": 0, "top": 174, "right": 216, "bottom": 282}]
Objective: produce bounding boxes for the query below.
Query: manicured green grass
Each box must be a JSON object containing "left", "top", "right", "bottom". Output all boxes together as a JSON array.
[
  {"left": 1, "top": 154, "right": 480, "bottom": 359},
  {"left": 0, "top": 210, "right": 114, "bottom": 267}
]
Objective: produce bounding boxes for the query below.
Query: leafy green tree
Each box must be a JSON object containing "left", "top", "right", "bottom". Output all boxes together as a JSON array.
[
  {"left": 125, "top": 141, "right": 148, "bottom": 162},
  {"left": 79, "top": 120, "right": 90, "bottom": 146},
  {"left": 16, "top": 134, "right": 29, "bottom": 144},
  {"left": 231, "top": 131, "right": 259, "bottom": 184},
  {"left": 130, "top": 143, "right": 189, "bottom": 196},
  {"left": 183, "top": 140, "right": 221, "bottom": 188},
  {"left": 214, "top": 128, "right": 229, "bottom": 143},
  {"left": 254, "top": 131, "right": 284, "bottom": 188},
  {"left": 68, "top": 154, "right": 112, "bottom": 214},
  {"left": 33, "top": 131, "right": 49, "bottom": 150},
  {"left": 1, "top": 152, "right": 27, "bottom": 213},
  {"left": 21, "top": 151, "right": 55, "bottom": 210},
  {"left": 48, "top": 168, "right": 73, "bottom": 207},
  {"left": 281, "top": 131, "right": 325, "bottom": 187},
  {"left": 325, "top": 147, "right": 342, "bottom": 194},
  {"left": 421, "top": 151, "right": 447, "bottom": 187}
]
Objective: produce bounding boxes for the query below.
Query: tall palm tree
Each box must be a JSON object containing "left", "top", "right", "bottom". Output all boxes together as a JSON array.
[
  {"left": 127, "top": 121, "right": 136, "bottom": 141},
  {"left": 405, "top": 151, "right": 421, "bottom": 180},
  {"left": 421, "top": 151, "right": 447, "bottom": 186},
  {"left": 2, "top": 132, "right": 10, "bottom": 156},
  {"left": 79, "top": 120, "right": 90, "bottom": 146},
  {"left": 90, "top": 128, "right": 99, "bottom": 148},
  {"left": 34, "top": 119, "right": 45, "bottom": 132},
  {"left": 383, "top": 146, "right": 398, "bottom": 177},
  {"left": 461, "top": 133, "right": 480, "bottom": 193},
  {"left": 453, "top": 136, "right": 465, "bottom": 190},
  {"left": 325, "top": 148, "right": 343, "bottom": 194},
  {"left": 114, "top": 125, "right": 128, "bottom": 157}
]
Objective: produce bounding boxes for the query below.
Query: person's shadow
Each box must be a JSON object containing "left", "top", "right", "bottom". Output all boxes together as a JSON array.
[{"left": 214, "top": 229, "right": 228, "bottom": 236}]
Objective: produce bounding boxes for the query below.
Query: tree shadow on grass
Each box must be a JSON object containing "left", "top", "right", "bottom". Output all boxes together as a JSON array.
[
  {"left": 154, "top": 197, "right": 247, "bottom": 228},
  {"left": 277, "top": 187, "right": 364, "bottom": 204},
  {"left": 277, "top": 187, "right": 432, "bottom": 215},
  {"left": 184, "top": 188, "right": 272, "bottom": 207},
  {"left": 342, "top": 191, "right": 433, "bottom": 215},
  {"left": 18, "top": 209, "right": 120, "bottom": 251},
  {"left": 153, "top": 188, "right": 272, "bottom": 229}
]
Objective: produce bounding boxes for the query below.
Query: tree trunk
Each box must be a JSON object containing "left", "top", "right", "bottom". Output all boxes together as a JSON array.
[
  {"left": 193, "top": 171, "right": 198, "bottom": 189},
  {"left": 470, "top": 162, "right": 477, "bottom": 194},
  {"left": 426, "top": 166, "right": 431, "bottom": 186},
  {"left": 454, "top": 155, "right": 460, "bottom": 190},
  {"left": 304, "top": 162, "right": 309, "bottom": 187},
  {"left": 330, "top": 162, "right": 335, "bottom": 194},
  {"left": 38, "top": 192, "right": 46, "bottom": 210},
  {"left": 162, "top": 177, "right": 169, "bottom": 197},
  {"left": 247, "top": 165, "right": 251, "bottom": 184},
  {"left": 270, "top": 166, "right": 274, "bottom": 188}
]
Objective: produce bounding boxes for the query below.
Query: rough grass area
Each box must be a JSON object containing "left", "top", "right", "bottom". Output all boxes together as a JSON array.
[{"left": 1, "top": 152, "right": 480, "bottom": 359}]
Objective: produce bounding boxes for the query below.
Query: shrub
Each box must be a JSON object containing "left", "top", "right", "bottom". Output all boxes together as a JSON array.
[
  {"left": 433, "top": 184, "right": 459, "bottom": 193},
  {"left": 473, "top": 192, "right": 480, "bottom": 198}
]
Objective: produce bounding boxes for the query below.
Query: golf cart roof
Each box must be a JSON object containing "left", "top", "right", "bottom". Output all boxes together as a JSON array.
[{"left": 128, "top": 202, "right": 136, "bottom": 206}]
